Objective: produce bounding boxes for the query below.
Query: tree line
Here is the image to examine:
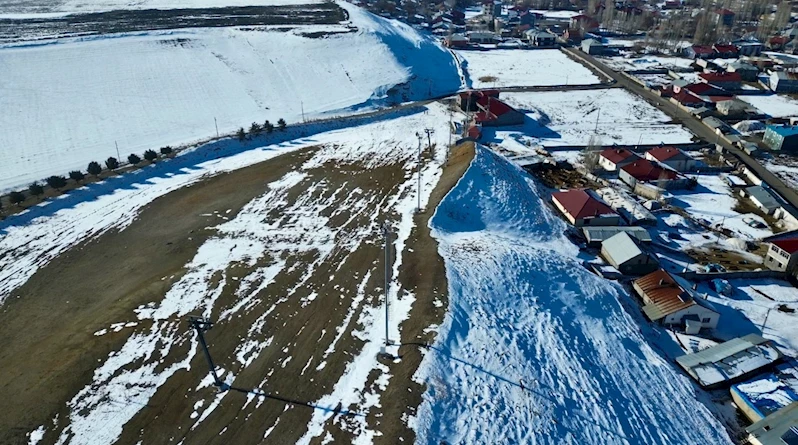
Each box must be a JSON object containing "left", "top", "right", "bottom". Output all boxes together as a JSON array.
[{"left": 2, "top": 117, "right": 289, "bottom": 213}]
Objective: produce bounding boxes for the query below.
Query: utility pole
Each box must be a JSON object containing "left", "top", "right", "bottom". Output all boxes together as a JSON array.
[
  {"left": 762, "top": 306, "right": 773, "bottom": 332},
  {"left": 424, "top": 128, "right": 435, "bottom": 152},
  {"left": 214, "top": 117, "right": 219, "bottom": 138},
  {"left": 715, "top": 215, "right": 727, "bottom": 243},
  {"left": 189, "top": 316, "right": 222, "bottom": 388},
  {"left": 594, "top": 108, "right": 601, "bottom": 134},
  {"left": 381, "top": 224, "right": 391, "bottom": 347},
  {"left": 301, "top": 101, "right": 305, "bottom": 123}
]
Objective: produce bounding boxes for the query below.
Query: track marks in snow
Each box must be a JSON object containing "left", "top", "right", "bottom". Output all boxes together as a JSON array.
[{"left": 413, "top": 147, "right": 733, "bottom": 444}]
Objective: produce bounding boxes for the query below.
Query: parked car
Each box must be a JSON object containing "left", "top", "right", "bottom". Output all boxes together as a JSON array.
[
  {"left": 704, "top": 263, "right": 727, "bottom": 273},
  {"left": 743, "top": 216, "right": 767, "bottom": 229}
]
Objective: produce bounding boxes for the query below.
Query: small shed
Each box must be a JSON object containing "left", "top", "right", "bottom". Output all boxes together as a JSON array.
[
  {"left": 741, "top": 185, "right": 780, "bottom": 214},
  {"left": 581, "top": 226, "right": 652, "bottom": 246},
  {"left": 600, "top": 232, "right": 659, "bottom": 275},
  {"left": 581, "top": 39, "right": 605, "bottom": 55},
  {"left": 595, "top": 187, "right": 657, "bottom": 225}
]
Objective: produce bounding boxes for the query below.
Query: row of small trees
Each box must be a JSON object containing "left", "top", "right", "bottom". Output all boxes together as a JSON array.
[
  {"left": 2, "top": 146, "right": 174, "bottom": 209},
  {"left": 4, "top": 116, "right": 289, "bottom": 211},
  {"left": 237, "top": 118, "right": 287, "bottom": 142}
]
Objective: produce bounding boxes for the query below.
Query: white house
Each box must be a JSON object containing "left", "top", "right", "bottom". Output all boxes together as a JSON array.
[
  {"left": 598, "top": 148, "right": 641, "bottom": 171},
  {"left": 644, "top": 146, "right": 698, "bottom": 172},
  {"left": 633, "top": 269, "right": 720, "bottom": 334}
]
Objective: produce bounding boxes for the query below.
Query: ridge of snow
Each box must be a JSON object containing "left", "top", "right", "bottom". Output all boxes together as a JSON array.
[{"left": 412, "top": 145, "right": 733, "bottom": 444}]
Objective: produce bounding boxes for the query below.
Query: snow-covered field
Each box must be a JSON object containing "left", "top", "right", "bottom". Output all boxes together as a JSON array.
[
  {"left": 457, "top": 49, "right": 601, "bottom": 88},
  {"left": 765, "top": 158, "right": 798, "bottom": 190},
  {"left": 412, "top": 146, "right": 733, "bottom": 444},
  {"left": 739, "top": 94, "right": 798, "bottom": 118},
  {"left": 0, "top": 0, "right": 322, "bottom": 15},
  {"left": 669, "top": 174, "right": 773, "bottom": 241},
  {"left": 696, "top": 278, "right": 798, "bottom": 352},
  {"left": 496, "top": 89, "right": 694, "bottom": 146},
  {"left": 13, "top": 103, "right": 455, "bottom": 443},
  {"left": 0, "top": 4, "right": 460, "bottom": 191},
  {"left": 601, "top": 54, "right": 694, "bottom": 71}
]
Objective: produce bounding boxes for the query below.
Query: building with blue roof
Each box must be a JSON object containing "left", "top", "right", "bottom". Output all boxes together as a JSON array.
[
  {"left": 732, "top": 374, "right": 798, "bottom": 423},
  {"left": 764, "top": 125, "right": 798, "bottom": 151}
]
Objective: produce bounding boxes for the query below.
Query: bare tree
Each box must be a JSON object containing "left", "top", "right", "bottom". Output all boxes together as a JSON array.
[{"left": 582, "top": 135, "right": 603, "bottom": 171}]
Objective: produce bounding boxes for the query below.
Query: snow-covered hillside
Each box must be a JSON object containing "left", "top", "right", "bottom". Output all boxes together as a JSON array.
[
  {"left": 0, "top": 3, "right": 460, "bottom": 191},
  {"left": 0, "top": 0, "right": 323, "bottom": 15},
  {"left": 413, "top": 146, "right": 733, "bottom": 444}
]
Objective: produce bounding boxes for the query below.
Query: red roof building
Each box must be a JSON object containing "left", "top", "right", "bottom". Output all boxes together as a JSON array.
[
  {"left": 551, "top": 189, "right": 620, "bottom": 226},
  {"left": 473, "top": 96, "right": 525, "bottom": 127},
  {"left": 598, "top": 148, "right": 641, "bottom": 171},
  {"left": 646, "top": 146, "right": 683, "bottom": 162},
  {"left": 671, "top": 89, "right": 706, "bottom": 106},
  {"left": 619, "top": 159, "right": 678, "bottom": 187},
  {"left": 713, "top": 43, "right": 739, "bottom": 57},
  {"left": 457, "top": 89, "right": 500, "bottom": 111},
  {"left": 765, "top": 234, "right": 798, "bottom": 274},
  {"left": 699, "top": 72, "right": 742, "bottom": 84},
  {"left": 644, "top": 146, "right": 697, "bottom": 171},
  {"left": 773, "top": 239, "right": 798, "bottom": 254}
]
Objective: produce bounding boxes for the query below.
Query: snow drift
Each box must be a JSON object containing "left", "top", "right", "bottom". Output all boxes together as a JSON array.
[
  {"left": 0, "top": 3, "right": 460, "bottom": 190},
  {"left": 413, "top": 146, "right": 733, "bottom": 444}
]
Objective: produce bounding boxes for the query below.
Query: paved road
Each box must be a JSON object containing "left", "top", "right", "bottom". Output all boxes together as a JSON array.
[{"left": 563, "top": 47, "right": 798, "bottom": 210}]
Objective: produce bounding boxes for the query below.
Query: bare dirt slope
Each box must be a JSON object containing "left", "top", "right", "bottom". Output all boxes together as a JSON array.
[{"left": 1, "top": 137, "right": 474, "bottom": 444}]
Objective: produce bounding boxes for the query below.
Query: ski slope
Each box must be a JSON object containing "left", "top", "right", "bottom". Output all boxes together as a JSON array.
[
  {"left": 413, "top": 146, "right": 733, "bottom": 444},
  {"left": 0, "top": 3, "right": 460, "bottom": 191}
]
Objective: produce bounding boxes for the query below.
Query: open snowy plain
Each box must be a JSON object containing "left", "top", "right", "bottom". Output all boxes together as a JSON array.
[
  {"left": 456, "top": 48, "right": 602, "bottom": 88},
  {"left": 0, "top": 2, "right": 460, "bottom": 190}
]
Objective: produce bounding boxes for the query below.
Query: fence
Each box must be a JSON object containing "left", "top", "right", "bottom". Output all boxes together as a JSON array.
[{"left": 676, "top": 269, "right": 787, "bottom": 282}]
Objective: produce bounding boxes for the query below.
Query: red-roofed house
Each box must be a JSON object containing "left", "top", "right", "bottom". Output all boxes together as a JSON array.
[
  {"left": 457, "top": 89, "right": 500, "bottom": 111},
  {"left": 764, "top": 234, "right": 798, "bottom": 273},
  {"left": 644, "top": 146, "right": 698, "bottom": 171},
  {"left": 551, "top": 189, "right": 620, "bottom": 226},
  {"left": 769, "top": 36, "right": 789, "bottom": 50},
  {"left": 619, "top": 159, "right": 679, "bottom": 188},
  {"left": 715, "top": 8, "right": 735, "bottom": 26},
  {"left": 598, "top": 148, "right": 641, "bottom": 171},
  {"left": 675, "top": 82, "right": 729, "bottom": 97},
  {"left": 699, "top": 72, "right": 742, "bottom": 90},
  {"left": 684, "top": 45, "right": 716, "bottom": 59},
  {"left": 671, "top": 89, "right": 707, "bottom": 107},
  {"left": 473, "top": 96, "right": 525, "bottom": 127},
  {"left": 713, "top": 43, "right": 739, "bottom": 58}
]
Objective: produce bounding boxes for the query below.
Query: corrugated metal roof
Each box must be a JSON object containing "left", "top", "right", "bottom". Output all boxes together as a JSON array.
[
  {"left": 582, "top": 226, "right": 652, "bottom": 243},
  {"left": 676, "top": 334, "right": 769, "bottom": 369},
  {"left": 746, "top": 185, "right": 780, "bottom": 210},
  {"left": 601, "top": 232, "right": 644, "bottom": 266},
  {"left": 747, "top": 402, "right": 798, "bottom": 444},
  {"left": 595, "top": 187, "right": 656, "bottom": 224},
  {"left": 634, "top": 269, "right": 694, "bottom": 320}
]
